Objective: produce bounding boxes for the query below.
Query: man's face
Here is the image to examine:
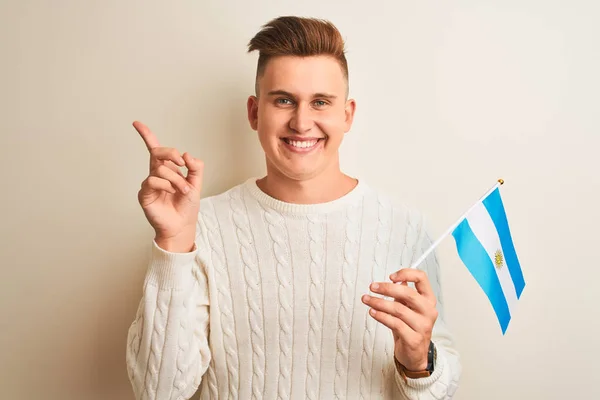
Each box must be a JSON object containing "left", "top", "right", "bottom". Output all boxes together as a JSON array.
[{"left": 247, "top": 55, "right": 356, "bottom": 181}]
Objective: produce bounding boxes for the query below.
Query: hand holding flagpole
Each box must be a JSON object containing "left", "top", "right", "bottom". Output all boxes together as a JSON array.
[
  {"left": 403, "top": 177, "right": 525, "bottom": 334},
  {"left": 363, "top": 176, "right": 523, "bottom": 372}
]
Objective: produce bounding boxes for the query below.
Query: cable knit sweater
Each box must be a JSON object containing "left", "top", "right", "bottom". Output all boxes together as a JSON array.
[{"left": 126, "top": 177, "right": 462, "bottom": 400}]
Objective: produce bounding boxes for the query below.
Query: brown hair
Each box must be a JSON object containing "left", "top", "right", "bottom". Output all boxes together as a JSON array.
[{"left": 247, "top": 16, "right": 349, "bottom": 96}]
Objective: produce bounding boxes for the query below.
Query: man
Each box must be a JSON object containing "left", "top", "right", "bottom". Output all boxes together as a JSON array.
[{"left": 126, "top": 16, "right": 461, "bottom": 400}]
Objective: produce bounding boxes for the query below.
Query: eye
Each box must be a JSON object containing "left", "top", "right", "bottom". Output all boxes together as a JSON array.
[
  {"left": 313, "top": 100, "right": 328, "bottom": 108},
  {"left": 276, "top": 98, "right": 294, "bottom": 106}
]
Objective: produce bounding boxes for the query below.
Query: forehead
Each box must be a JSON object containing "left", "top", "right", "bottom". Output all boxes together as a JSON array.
[{"left": 259, "top": 55, "right": 346, "bottom": 95}]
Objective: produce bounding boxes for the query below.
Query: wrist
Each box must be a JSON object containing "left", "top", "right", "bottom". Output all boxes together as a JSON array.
[
  {"left": 394, "top": 356, "right": 427, "bottom": 375},
  {"left": 155, "top": 232, "right": 195, "bottom": 253},
  {"left": 395, "top": 341, "right": 436, "bottom": 380},
  {"left": 405, "top": 359, "right": 428, "bottom": 372}
]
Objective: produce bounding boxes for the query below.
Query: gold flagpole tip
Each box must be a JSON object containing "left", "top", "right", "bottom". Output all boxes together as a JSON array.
[{"left": 498, "top": 178, "right": 504, "bottom": 185}]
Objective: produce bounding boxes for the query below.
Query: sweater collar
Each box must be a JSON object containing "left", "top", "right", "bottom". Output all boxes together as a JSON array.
[{"left": 243, "top": 177, "right": 367, "bottom": 216}]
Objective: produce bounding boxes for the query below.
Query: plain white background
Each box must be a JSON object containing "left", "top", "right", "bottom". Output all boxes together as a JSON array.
[{"left": 1, "top": 0, "right": 598, "bottom": 399}]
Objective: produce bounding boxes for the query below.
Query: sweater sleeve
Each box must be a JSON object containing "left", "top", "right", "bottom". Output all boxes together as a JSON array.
[
  {"left": 126, "top": 227, "right": 211, "bottom": 400},
  {"left": 394, "top": 213, "right": 462, "bottom": 399}
]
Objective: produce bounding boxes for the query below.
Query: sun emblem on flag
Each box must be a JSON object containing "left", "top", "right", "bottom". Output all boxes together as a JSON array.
[{"left": 494, "top": 249, "right": 504, "bottom": 269}]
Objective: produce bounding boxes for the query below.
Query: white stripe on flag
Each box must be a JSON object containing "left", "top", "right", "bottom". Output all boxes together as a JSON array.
[{"left": 466, "top": 202, "right": 519, "bottom": 316}]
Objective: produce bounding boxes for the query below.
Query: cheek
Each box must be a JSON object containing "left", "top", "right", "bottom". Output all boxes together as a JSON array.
[
  {"left": 258, "top": 109, "right": 287, "bottom": 135},
  {"left": 315, "top": 112, "right": 347, "bottom": 139}
]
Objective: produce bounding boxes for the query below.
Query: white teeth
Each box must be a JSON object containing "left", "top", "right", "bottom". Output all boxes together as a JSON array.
[{"left": 287, "top": 139, "right": 318, "bottom": 148}]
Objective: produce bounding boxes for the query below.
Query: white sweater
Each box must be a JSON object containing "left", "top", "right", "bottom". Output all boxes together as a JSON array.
[{"left": 126, "top": 178, "right": 462, "bottom": 400}]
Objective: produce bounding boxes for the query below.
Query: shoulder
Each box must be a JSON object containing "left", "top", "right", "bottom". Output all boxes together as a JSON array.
[
  {"left": 360, "top": 180, "right": 429, "bottom": 243},
  {"left": 199, "top": 180, "right": 246, "bottom": 209},
  {"left": 192, "top": 180, "right": 248, "bottom": 239}
]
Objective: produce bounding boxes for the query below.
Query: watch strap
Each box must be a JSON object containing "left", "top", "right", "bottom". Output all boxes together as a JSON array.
[
  {"left": 395, "top": 341, "right": 436, "bottom": 381},
  {"left": 395, "top": 357, "right": 432, "bottom": 380}
]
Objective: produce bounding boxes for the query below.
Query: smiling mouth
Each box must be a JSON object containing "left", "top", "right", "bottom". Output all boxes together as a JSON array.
[{"left": 281, "top": 137, "right": 325, "bottom": 149}]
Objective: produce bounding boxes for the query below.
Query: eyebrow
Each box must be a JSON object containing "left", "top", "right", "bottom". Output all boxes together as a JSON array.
[{"left": 266, "top": 90, "right": 338, "bottom": 100}]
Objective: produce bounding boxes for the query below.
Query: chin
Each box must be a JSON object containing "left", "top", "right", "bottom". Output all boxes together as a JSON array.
[
  {"left": 282, "top": 160, "right": 332, "bottom": 181},
  {"left": 281, "top": 168, "right": 319, "bottom": 181}
]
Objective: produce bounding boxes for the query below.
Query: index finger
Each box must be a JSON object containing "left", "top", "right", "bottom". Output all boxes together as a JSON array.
[
  {"left": 389, "top": 268, "right": 435, "bottom": 302},
  {"left": 132, "top": 121, "right": 160, "bottom": 151}
]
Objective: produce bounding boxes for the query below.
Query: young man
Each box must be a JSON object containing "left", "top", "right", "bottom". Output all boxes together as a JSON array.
[{"left": 126, "top": 16, "right": 461, "bottom": 400}]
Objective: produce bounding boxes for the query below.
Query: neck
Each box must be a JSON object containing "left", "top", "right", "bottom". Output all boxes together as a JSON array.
[{"left": 256, "top": 167, "right": 358, "bottom": 205}]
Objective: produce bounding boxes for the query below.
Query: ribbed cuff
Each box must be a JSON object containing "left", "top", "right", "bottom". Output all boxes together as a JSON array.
[
  {"left": 144, "top": 240, "right": 198, "bottom": 290},
  {"left": 395, "top": 349, "right": 446, "bottom": 394}
]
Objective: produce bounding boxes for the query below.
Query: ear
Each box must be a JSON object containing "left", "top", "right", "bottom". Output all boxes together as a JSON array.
[
  {"left": 247, "top": 95, "right": 259, "bottom": 131},
  {"left": 343, "top": 98, "right": 356, "bottom": 132}
]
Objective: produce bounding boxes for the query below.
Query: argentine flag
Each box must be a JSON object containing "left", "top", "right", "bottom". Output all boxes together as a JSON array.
[{"left": 451, "top": 184, "right": 526, "bottom": 334}]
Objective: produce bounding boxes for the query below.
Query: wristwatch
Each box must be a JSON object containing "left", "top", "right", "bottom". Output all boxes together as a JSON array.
[{"left": 396, "top": 341, "right": 436, "bottom": 380}]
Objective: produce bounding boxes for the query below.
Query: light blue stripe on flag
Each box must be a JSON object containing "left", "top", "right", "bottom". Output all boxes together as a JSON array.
[{"left": 452, "top": 219, "right": 512, "bottom": 333}]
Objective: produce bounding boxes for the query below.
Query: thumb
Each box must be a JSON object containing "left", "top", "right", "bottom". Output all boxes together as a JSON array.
[{"left": 182, "top": 152, "right": 204, "bottom": 191}]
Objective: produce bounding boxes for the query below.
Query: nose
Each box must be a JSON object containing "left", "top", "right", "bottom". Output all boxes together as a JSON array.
[{"left": 289, "top": 103, "right": 314, "bottom": 134}]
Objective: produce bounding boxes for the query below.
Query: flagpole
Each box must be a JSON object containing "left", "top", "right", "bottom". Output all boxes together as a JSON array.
[{"left": 409, "top": 178, "right": 504, "bottom": 270}]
